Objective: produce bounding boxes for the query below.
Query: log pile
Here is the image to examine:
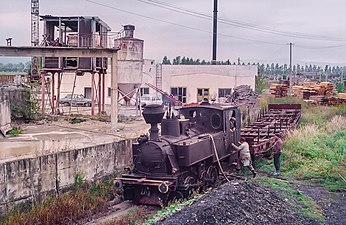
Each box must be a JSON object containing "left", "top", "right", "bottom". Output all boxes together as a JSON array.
[
  {"left": 337, "top": 93, "right": 346, "bottom": 100},
  {"left": 269, "top": 84, "right": 288, "bottom": 98},
  {"left": 292, "top": 82, "right": 334, "bottom": 99},
  {"left": 227, "top": 85, "right": 258, "bottom": 105},
  {"left": 316, "top": 82, "right": 334, "bottom": 97},
  {"left": 307, "top": 94, "right": 346, "bottom": 106}
]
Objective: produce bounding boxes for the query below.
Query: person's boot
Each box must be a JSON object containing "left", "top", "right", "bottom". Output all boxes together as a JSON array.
[{"left": 252, "top": 170, "right": 257, "bottom": 178}]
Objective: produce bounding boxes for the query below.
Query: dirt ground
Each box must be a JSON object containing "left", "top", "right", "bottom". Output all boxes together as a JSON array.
[
  {"left": 156, "top": 181, "right": 320, "bottom": 225},
  {"left": 294, "top": 185, "right": 346, "bottom": 225}
]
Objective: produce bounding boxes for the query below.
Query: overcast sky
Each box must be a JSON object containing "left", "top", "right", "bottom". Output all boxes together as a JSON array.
[{"left": 1, "top": 0, "right": 346, "bottom": 66}]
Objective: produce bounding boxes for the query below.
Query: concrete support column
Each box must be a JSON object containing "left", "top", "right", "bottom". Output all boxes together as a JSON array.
[
  {"left": 111, "top": 54, "right": 118, "bottom": 129},
  {"left": 102, "top": 72, "right": 105, "bottom": 114},
  {"left": 41, "top": 71, "right": 45, "bottom": 114},
  {"left": 51, "top": 72, "right": 55, "bottom": 114},
  {"left": 91, "top": 72, "right": 95, "bottom": 116},
  {"left": 98, "top": 73, "right": 101, "bottom": 115},
  {"left": 56, "top": 72, "right": 61, "bottom": 114}
]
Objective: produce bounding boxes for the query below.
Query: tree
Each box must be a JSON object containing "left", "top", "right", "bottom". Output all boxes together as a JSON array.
[
  {"left": 181, "top": 57, "right": 186, "bottom": 64},
  {"left": 255, "top": 75, "right": 269, "bottom": 94},
  {"left": 162, "top": 56, "right": 171, "bottom": 64}
]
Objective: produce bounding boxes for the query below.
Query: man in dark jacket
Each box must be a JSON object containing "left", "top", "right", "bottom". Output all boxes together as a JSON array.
[{"left": 273, "top": 133, "right": 283, "bottom": 176}]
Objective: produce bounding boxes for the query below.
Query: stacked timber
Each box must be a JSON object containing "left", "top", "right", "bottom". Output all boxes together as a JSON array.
[
  {"left": 227, "top": 85, "right": 258, "bottom": 105},
  {"left": 270, "top": 84, "right": 288, "bottom": 98},
  {"left": 337, "top": 93, "right": 346, "bottom": 100},
  {"left": 316, "top": 82, "right": 334, "bottom": 97},
  {"left": 309, "top": 95, "right": 325, "bottom": 102},
  {"left": 292, "top": 85, "right": 318, "bottom": 99},
  {"left": 292, "top": 82, "right": 334, "bottom": 99}
]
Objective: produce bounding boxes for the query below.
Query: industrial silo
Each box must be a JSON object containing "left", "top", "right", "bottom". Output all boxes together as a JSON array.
[{"left": 114, "top": 25, "right": 144, "bottom": 105}]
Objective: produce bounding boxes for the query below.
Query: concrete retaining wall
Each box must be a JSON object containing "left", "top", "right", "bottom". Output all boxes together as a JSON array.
[{"left": 0, "top": 139, "right": 132, "bottom": 213}]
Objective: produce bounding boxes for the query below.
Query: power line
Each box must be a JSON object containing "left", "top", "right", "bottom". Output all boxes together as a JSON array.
[
  {"left": 85, "top": 0, "right": 285, "bottom": 46},
  {"left": 136, "top": 0, "right": 346, "bottom": 42},
  {"left": 295, "top": 44, "right": 346, "bottom": 49}
]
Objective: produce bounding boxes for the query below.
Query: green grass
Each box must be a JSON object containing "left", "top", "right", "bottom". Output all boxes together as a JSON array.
[
  {"left": 260, "top": 96, "right": 346, "bottom": 190},
  {"left": 283, "top": 114, "right": 346, "bottom": 190},
  {"left": 143, "top": 194, "right": 202, "bottom": 225},
  {"left": 6, "top": 127, "right": 22, "bottom": 137},
  {"left": 255, "top": 99, "right": 345, "bottom": 222},
  {"left": 254, "top": 177, "right": 324, "bottom": 222}
]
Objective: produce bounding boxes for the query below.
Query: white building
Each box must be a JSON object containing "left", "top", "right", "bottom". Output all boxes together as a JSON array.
[{"left": 141, "top": 61, "right": 257, "bottom": 104}]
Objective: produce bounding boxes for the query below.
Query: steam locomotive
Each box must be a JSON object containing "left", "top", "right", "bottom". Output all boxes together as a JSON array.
[{"left": 115, "top": 102, "right": 242, "bottom": 205}]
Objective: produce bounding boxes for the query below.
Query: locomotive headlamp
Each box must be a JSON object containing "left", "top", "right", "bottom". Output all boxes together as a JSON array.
[
  {"left": 158, "top": 182, "right": 169, "bottom": 194},
  {"left": 114, "top": 179, "right": 122, "bottom": 189}
]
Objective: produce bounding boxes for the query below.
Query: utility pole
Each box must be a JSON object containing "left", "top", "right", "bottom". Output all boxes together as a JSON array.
[
  {"left": 289, "top": 43, "right": 293, "bottom": 96},
  {"left": 212, "top": 0, "right": 218, "bottom": 65}
]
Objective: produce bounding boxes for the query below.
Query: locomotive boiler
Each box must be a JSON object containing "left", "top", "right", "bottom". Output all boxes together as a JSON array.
[{"left": 115, "top": 102, "right": 242, "bottom": 205}]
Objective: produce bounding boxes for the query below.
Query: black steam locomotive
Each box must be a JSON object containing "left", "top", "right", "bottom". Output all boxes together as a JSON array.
[{"left": 115, "top": 103, "right": 242, "bottom": 205}]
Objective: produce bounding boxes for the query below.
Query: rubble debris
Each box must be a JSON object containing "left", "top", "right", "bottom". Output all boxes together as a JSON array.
[
  {"left": 158, "top": 181, "right": 318, "bottom": 225},
  {"left": 227, "top": 85, "right": 258, "bottom": 105}
]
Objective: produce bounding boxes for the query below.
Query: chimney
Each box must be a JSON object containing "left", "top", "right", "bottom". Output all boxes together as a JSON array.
[{"left": 124, "top": 25, "right": 135, "bottom": 38}]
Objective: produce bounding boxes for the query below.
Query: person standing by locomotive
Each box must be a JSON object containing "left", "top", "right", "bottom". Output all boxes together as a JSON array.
[
  {"left": 232, "top": 137, "right": 257, "bottom": 178},
  {"left": 273, "top": 133, "right": 283, "bottom": 176}
]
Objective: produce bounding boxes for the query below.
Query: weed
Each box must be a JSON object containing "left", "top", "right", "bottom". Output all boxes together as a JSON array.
[
  {"left": 143, "top": 194, "right": 202, "bottom": 225},
  {"left": 75, "top": 172, "right": 85, "bottom": 189},
  {"left": 11, "top": 88, "right": 40, "bottom": 121},
  {"left": 283, "top": 116, "right": 346, "bottom": 190},
  {"left": 103, "top": 208, "right": 149, "bottom": 225},
  {"left": 0, "top": 175, "right": 121, "bottom": 225},
  {"left": 6, "top": 127, "right": 22, "bottom": 137}
]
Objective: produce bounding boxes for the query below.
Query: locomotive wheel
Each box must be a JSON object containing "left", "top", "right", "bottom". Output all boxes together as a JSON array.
[
  {"left": 207, "top": 166, "right": 219, "bottom": 185},
  {"left": 164, "top": 191, "right": 184, "bottom": 206},
  {"left": 184, "top": 176, "right": 197, "bottom": 198},
  {"left": 199, "top": 171, "right": 208, "bottom": 193}
]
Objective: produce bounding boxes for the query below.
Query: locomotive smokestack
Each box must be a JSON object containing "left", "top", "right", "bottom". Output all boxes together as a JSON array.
[{"left": 142, "top": 104, "right": 165, "bottom": 141}]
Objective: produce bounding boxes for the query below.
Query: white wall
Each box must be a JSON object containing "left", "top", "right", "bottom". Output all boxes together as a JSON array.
[{"left": 161, "top": 65, "right": 256, "bottom": 103}]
